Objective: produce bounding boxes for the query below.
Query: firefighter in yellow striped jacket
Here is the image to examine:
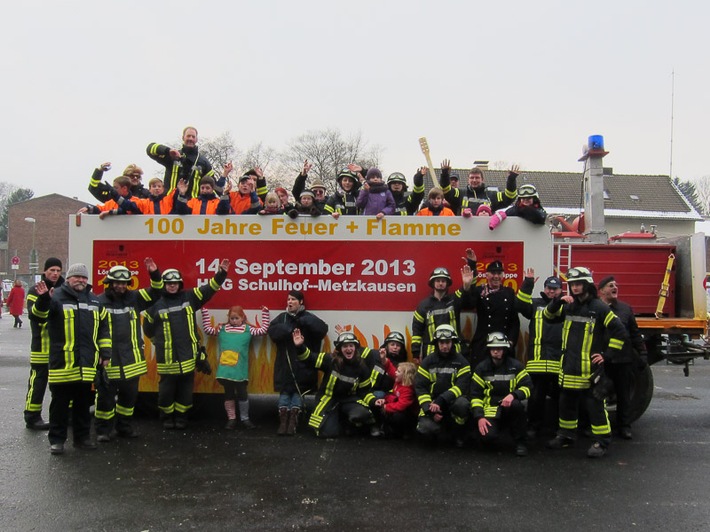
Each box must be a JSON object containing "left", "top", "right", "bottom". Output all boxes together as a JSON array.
[
  {"left": 544, "top": 267, "right": 628, "bottom": 458},
  {"left": 470, "top": 332, "right": 533, "bottom": 457},
  {"left": 146, "top": 126, "right": 217, "bottom": 198},
  {"left": 31, "top": 263, "right": 112, "bottom": 455},
  {"left": 142, "top": 259, "right": 230, "bottom": 430},
  {"left": 94, "top": 260, "right": 163, "bottom": 441},
  {"left": 294, "top": 330, "right": 377, "bottom": 438},
  {"left": 414, "top": 324, "right": 471, "bottom": 445},
  {"left": 514, "top": 269, "right": 564, "bottom": 438}
]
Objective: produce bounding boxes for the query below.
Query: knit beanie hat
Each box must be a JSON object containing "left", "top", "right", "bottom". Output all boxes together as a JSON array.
[
  {"left": 200, "top": 176, "right": 216, "bottom": 188},
  {"left": 476, "top": 205, "right": 492, "bottom": 216},
  {"left": 366, "top": 168, "right": 383, "bottom": 181},
  {"left": 44, "top": 257, "right": 62, "bottom": 271},
  {"left": 66, "top": 263, "right": 89, "bottom": 278},
  {"left": 300, "top": 189, "right": 315, "bottom": 200}
]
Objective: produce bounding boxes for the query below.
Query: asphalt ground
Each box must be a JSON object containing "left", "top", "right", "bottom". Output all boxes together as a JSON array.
[{"left": 2, "top": 313, "right": 710, "bottom": 531}]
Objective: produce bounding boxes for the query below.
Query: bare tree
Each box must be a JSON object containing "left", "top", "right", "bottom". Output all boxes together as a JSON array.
[
  {"left": 199, "top": 131, "right": 241, "bottom": 175},
  {"left": 687, "top": 175, "right": 710, "bottom": 216},
  {"left": 281, "top": 128, "right": 381, "bottom": 194}
]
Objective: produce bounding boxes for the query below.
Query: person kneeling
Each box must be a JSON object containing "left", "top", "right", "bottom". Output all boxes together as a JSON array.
[
  {"left": 471, "top": 332, "right": 533, "bottom": 456},
  {"left": 415, "top": 324, "right": 471, "bottom": 446},
  {"left": 293, "top": 329, "right": 376, "bottom": 438}
]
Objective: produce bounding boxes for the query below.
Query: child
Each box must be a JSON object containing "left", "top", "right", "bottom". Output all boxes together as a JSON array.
[
  {"left": 355, "top": 168, "right": 395, "bottom": 219},
  {"left": 258, "top": 192, "right": 284, "bottom": 215},
  {"left": 416, "top": 188, "right": 455, "bottom": 216},
  {"left": 325, "top": 168, "right": 360, "bottom": 218},
  {"left": 370, "top": 331, "right": 409, "bottom": 402},
  {"left": 489, "top": 184, "right": 547, "bottom": 230},
  {"left": 287, "top": 189, "right": 321, "bottom": 218},
  {"left": 201, "top": 305, "right": 270, "bottom": 430},
  {"left": 374, "top": 355, "right": 418, "bottom": 438}
]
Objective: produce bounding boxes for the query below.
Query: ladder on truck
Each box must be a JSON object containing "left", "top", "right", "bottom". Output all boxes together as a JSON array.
[{"left": 555, "top": 243, "right": 573, "bottom": 279}]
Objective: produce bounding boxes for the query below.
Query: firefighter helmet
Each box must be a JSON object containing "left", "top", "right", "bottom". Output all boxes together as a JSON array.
[
  {"left": 337, "top": 169, "right": 358, "bottom": 187},
  {"left": 162, "top": 269, "right": 183, "bottom": 283},
  {"left": 517, "top": 184, "right": 538, "bottom": 199},
  {"left": 486, "top": 331, "right": 510, "bottom": 349},
  {"left": 335, "top": 331, "right": 360, "bottom": 349},
  {"left": 567, "top": 266, "right": 594, "bottom": 285},
  {"left": 384, "top": 331, "right": 406, "bottom": 348},
  {"left": 387, "top": 172, "right": 408, "bottom": 191},
  {"left": 433, "top": 324, "right": 458, "bottom": 341},
  {"left": 105, "top": 265, "right": 131, "bottom": 283},
  {"left": 428, "top": 267, "right": 452, "bottom": 288}
]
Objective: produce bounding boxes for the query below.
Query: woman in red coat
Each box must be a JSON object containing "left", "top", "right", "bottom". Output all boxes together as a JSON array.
[{"left": 6, "top": 280, "right": 25, "bottom": 328}]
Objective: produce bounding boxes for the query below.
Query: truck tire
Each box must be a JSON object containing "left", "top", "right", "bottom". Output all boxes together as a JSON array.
[
  {"left": 627, "top": 362, "right": 654, "bottom": 422},
  {"left": 607, "top": 362, "right": 654, "bottom": 424}
]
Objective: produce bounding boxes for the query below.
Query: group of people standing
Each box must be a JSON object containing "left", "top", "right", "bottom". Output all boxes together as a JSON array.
[
  {"left": 79, "top": 125, "right": 548, "bottom": 228},
  {"left": 18, "top": 247, "right": 645, "bottom": 461},
  {"left": 17, "top": 125, "right": 644, "bottom": 459}
]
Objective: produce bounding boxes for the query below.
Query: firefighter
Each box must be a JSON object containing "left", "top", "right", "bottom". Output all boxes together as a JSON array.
[
  {"left": 443, "top": 162, "right": 519, "bottom": 216},
  {"left": 31, "top": 263, "right": 111, "bottom": 455},
  {"left": 293, "top": 329, "right": 376, "bottom": 438},
  {"left": 470, "top": 332, "right": 533, "bottom": 456},
  {"left": 324, "top": 168, "right": 361, "bottom": 218},
  {"left": 515, "top": 270, "right": 564, "bottom": 438},
  {"left": 94, "top": 260, "right": 163, "bottom": 441},
  {"left": 544, "top": 267, "right": 629, "bottom": 458},
  {"left": 142, "top": 259, "right": 230, "bottom": 430},
  {"left": 386, "top": 171, "right": 424, "bottom": 216},
  {"left": 415, "top": 324, "right": 471, "bottom": 446},
  {"left": 146, "top": 126, "right": 218, "bottom": 198},
  {"left": 411, "top": 264, "right": 474, "bottom": 361},
  {"left": 24, "top": 258, "right": 64, "bottom": 430},
  {"left": 465, "top": 250, "right": 520, "bottom": 368},
  {"left": 597, "top": 275, "right": 648, "bottom": 440}
]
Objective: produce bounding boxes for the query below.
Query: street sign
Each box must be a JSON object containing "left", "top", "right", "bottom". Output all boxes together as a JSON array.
[{"left": 11, "top": 256, "right": 20, "bottom": 266}]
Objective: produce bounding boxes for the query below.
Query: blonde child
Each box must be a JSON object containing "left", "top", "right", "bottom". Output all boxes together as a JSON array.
[
  {"left": 259, "top": 192, "right": 284, "bottom": 215},
  {"left": 374, "top": 354, "right": 418, "bottom": 438},
  {"left": 201, "top": 305, "right": 270, "bottom": 429}
]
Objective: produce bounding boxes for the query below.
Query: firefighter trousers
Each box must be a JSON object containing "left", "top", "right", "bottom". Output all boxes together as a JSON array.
[
  {"left": 95, "top": 377, "right": 140, "bottom": 436},
  {"left": 318, "top": 400, "right": 374, "bottom": 438},
  {"left": 24, "top": 363, "right": 49, "bottom": 423},
  {"left": 605, "top": 362, "right": 633, "bottom": 429},
  {"left": 48, "top": 382, "right": 93, "bottom": 445},
  {"left": 158, "top": 372, "right": 195, "bottom": 421},
  {"left": 558, "top": 388, "right": 611, "bottom": 446},
  {"left": 527, "top": 373, "right": 560, "bottom": 433},
  {"left": 478, "top": 399, "right": 528, "bottom": 444}
]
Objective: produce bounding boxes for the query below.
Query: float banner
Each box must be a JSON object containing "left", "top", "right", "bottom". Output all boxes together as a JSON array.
[{"left": 92, "top": 240, "right": 524, "bottom": 311}]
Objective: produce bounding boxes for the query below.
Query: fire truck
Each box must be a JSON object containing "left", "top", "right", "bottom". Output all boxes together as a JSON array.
[{"left": 68, "top": 137, "right": 708, "bottom": 422}]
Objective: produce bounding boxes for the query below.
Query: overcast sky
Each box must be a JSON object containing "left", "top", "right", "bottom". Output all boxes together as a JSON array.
[{"left": 3, "top": 1, "right": 707, "bottom": 202}]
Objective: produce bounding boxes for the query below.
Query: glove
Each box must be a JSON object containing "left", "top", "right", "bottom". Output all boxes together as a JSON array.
[
  {"left": 287, "top": 209, "right": 298, "bottom": 219},
  {"left": 195, "top": 347, "right": 212, "bottom": 375},
  {"left": 462, "top": 208, "right": 472, "bottom": 218},
  {"left": 589, "top": 365, "right": 614, "bottom": 401},
  {"left": 196, "top": 358, "right": 212, "bottom": 375},
  {"left": 96, "top": 180, "right": 113, "bottom": 196},
  {"left": 489, "top": 211, "right": 507, "bottom": 230}
]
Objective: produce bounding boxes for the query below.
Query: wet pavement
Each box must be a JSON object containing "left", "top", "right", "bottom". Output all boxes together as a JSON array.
[{"left": 2, "top": 313, "right": 710, "bottom": 531}]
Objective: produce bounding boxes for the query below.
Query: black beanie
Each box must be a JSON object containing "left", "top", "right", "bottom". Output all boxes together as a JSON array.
[
  {"left": 598, "top": 276, "right": 615, "bottom": 290},
  {"left": 288, "top": 290, "right": 305, "bottom": 303},
  {"left": 44, "top": 257, "right": 63, "bottom": 271}
]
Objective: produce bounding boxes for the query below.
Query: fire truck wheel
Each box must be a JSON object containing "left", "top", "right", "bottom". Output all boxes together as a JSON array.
[{"left": 606, "top": 362, "right": 654, "bottom": 424}]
